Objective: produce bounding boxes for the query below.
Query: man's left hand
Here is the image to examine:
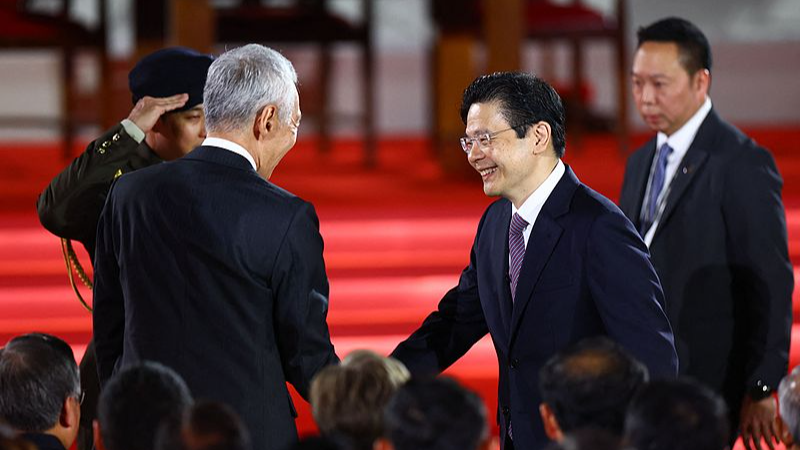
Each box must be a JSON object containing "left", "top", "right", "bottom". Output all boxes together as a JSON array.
[{"left": 740, "top": 395, "right": 780, "bottom": 450}]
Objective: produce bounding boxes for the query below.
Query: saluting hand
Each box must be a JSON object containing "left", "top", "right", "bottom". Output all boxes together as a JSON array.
[{"left": 127, "top": 93, "right": 189, "bottom": 133}]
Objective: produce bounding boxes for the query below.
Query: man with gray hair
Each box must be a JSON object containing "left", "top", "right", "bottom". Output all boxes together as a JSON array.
[
  {"left": 0, "top": 333, "right": 82, "bottom": 450},
  {"left": 93, "top": 44, "right": 339, "bottom": 450},
  {"left": 778, "top": 367, "right": 800, "bottom": 449}
]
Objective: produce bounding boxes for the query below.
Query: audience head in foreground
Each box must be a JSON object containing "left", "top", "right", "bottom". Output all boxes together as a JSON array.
[
  {"left": 377, "top": 377, "right": 489, "bottom": 450},
  {"left": 94, "top": 362, "right": 193, "bottom": 450},
  {"left": 340, "top": 349, "right": 410, "bottom": 385},
  {"left": 310, "top": 350, "right": 409, "bottom": 450},
  {"left": 0, "top": 333, "right": 81, "bottom": 450},
  {"left": 155, "top": 401, "right": 250, "bottom": 450},
  {"left": 539, "top": 336, "right": 649, "bottom": 441},
  {"left": 544, "top": 428, "right": 621, "bottom": 450},
  {"left": 779, "top": 366, "right": 800, "bottom": 449},
  {"left": 624, "top": 378, "right": 729, "bottom": 450}
]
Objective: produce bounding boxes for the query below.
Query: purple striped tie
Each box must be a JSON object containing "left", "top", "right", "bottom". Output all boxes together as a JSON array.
[{"left": 509, "top": 212, "right": 529, "bottom": 302}]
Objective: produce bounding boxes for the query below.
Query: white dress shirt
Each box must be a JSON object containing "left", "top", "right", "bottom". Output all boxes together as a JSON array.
[
  {"left": 121, "top": 119, "right": 146, "bottom": 143},
  {"left": 202, "top": 137, "right": 257, "bottom": 171},
  {"left": 510, "top": 159, "right": 566, "bottom": 253}
]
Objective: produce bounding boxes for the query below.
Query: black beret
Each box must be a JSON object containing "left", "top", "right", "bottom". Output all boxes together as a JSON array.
[{"left": 129, "top": 47, "right": 214, "bottom": 112}]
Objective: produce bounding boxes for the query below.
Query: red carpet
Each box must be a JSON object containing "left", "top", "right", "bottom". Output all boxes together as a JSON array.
[{"left": 1, "top": 129, "right": 799, "bottom": 442}]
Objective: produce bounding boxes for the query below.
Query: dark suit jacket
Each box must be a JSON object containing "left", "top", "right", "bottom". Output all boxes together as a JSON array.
[
  {"left": 619, "top": 109, "right": 794, "bottom": 429},
  {"left": 21, "top": 433, "right": 66, "bottom": 450},
  {"left": 392, "top": 165, "right": 678, "bottom": 450},
  {"left": 93, "top": 145, "right": 339, "bottom": 450}
]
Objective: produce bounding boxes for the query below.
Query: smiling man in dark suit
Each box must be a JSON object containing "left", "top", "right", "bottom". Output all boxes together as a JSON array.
[
  {"left": 619, "top": 17, "right": 793, "bottom": 450},
  {"left": 92, "top": 44, "right": 339, "bottom": 450},
  {"left": 392, "top": 72, "right": 678, "bottom": 450}
]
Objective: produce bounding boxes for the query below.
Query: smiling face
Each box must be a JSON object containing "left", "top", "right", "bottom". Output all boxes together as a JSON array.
[
  {"left": 632, "top": 41, "right": 709, "bottom": 136},
  {"left": 465, "top": 101, "right": 540, "bottom": 206}
]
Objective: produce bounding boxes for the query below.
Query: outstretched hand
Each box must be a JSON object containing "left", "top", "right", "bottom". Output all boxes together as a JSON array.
[{"left": 127, "top": 94, "right": 189, "bottom": 133}]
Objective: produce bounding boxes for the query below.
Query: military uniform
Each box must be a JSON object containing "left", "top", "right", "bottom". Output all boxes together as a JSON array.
[{"left": 38, "top": 122, "right": 162, "bottom": 257}]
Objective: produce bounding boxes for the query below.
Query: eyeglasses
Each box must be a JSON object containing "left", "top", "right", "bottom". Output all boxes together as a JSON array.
[
  {"left": 290, "top": 114, "right": 301, "bottom": 130},
  {"left": 71, "top": 391, "right": 85, "bottom": 405},
  {"left": 459, "top": 124, "right": 528, "bottom": 154}
]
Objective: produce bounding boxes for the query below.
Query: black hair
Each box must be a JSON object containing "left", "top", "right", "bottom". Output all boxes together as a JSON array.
[
  {"left": 623, "top": 378, "right": 729, "bottom": 450},
  {"left": 383, "top": 377, "right": 486, "bottom": 450},
  {"left": 155, "top": 401, "right": 250, "bottom": 450},
  {"left": 636, "top": 17, "right": 712, "bottom": 75},
  {"left": 539, "top": 336, "right": 649, "bottom": 436},
  {"left": 544, "top": 428, "right": 622, "bottom": 450},
  {"left": 0, "top": 333, "right": 80, "bottom": 432},
  {"left": 97, "top": 361, "right": 193, "bottom": 450},
  {"left": 460, "top": 72, "right": 567, "bottom": 158},
  {"left": 288, "top": 436, "right": 344, "bottom": 450}
]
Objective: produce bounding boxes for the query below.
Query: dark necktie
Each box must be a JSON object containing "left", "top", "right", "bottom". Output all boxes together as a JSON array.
[
  {"left": 508, "top": 212, "right": 529, "bottom": 302},
  {"left": 641, "top": 143, "right": 673, "bottom": 234}
]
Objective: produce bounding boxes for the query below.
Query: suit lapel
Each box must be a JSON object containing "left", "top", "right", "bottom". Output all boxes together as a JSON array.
[
  {"left": 492, "top": 202, "right": 513, "bottom": 343},
  {"left": 653, "top": 111, "right": 718, "bottom": 239},
  {"left": 490, "top": 202, "right": 514, "bottom": 348},
  {"left": 508, "top": 166, "right": 576, "bottom": 342},
  {"left": 625, "top": 139, "right": 657, "bottom": 228}
]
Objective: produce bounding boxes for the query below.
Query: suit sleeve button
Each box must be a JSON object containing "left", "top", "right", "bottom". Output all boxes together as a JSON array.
[{"left": 510, "top": 359, "right": 519, "bottom": 369}]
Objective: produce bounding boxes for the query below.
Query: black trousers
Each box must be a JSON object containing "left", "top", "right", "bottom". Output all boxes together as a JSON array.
[{"left": 78, "top": 339, "right": 99, "bottom": 450}]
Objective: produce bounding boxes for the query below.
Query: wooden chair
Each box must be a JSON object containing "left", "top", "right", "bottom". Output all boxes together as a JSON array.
[
  {"left": 213, "top": 0, "right": 376, "bottom": 166},
  {"left": 0, "top": 0, "right": 110, "bottom": 160},
  {"left": 523, "top": 0, "right": 628, "bottom": 151},
  {"left": 433, "top": 0, "right": 629, "bottom": 153}
]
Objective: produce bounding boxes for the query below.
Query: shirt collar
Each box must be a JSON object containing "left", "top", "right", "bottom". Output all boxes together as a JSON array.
[
  {"left": 657, "top": 96, "right": 712, "bottom": 158},
  {"left": 202, "top": 137, "right": 257, "bottom": 171},
  {"left": 512, "top": 159, "right": 565, "bottom": 224}
]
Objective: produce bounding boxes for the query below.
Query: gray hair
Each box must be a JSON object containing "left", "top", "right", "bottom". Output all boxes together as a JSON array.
[
  {"left": 780, "top": 366, "right": 800, "bottom": 441},
  {"left": 204, "top": 44, "right": 298, "bottom": 134},
  {"left": 0, "top": 333, "right": 81, "bottom": 432}
]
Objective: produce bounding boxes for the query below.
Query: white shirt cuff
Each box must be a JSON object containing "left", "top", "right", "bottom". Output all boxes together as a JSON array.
[{"left": 120, "top": 119, "right": 146, "bottom": 144}]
